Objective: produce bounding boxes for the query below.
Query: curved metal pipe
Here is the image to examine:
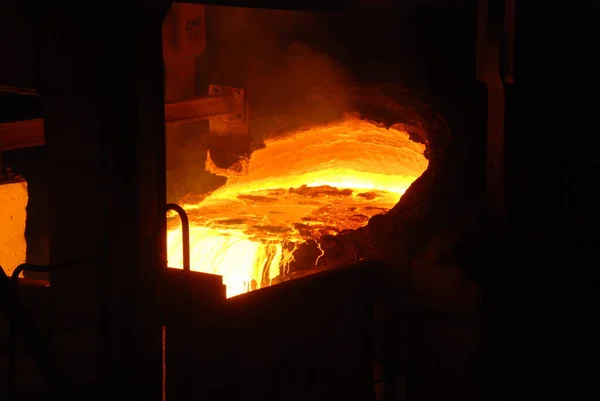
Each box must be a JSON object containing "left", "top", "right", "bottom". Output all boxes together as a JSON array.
[
  {"left": 165, "top": 203, "right": 191, "bottom": 272},
  {"left": 1, "top": 261, "right": 89, "bottom": 399},
  {"left": 163, "top": 204, "right": 193, "bottom": 397},
  {"left": 10, "top": 257, "right": 95, "bottom": 282}
]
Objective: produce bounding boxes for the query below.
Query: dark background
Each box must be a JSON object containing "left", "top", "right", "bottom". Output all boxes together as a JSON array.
[{"left": 1, "top": 0, "right": 598, "bottom": 399}]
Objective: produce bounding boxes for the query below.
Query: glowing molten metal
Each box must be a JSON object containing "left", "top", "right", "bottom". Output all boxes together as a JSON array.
[{"left": 167, "top": 115, "right": 428, "bottom": 297}]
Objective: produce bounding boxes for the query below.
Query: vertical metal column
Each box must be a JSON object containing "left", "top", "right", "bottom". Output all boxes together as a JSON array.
[
  {"left": 476, "top": 0, "right": 516, "bottom": 227},
  {"left": 41, "top": 2, "right": 167, "bottom": 398}
]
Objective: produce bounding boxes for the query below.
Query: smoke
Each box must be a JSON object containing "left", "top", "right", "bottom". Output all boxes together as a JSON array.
[
  {"left": 202, "top": 6, "right": 353, "bottom": 136},
  {"left": 167, "top": 6, "right": 354, "bottom": 202}
]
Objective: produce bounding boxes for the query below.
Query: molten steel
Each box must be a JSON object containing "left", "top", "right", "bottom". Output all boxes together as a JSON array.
[{"left": 167, "top": 115, "right": 428, "bottom": 297}]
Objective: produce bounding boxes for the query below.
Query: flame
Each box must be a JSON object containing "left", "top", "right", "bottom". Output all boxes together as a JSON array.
[{"left": 167, "top": 115, "right": 428, "bottom": 297}]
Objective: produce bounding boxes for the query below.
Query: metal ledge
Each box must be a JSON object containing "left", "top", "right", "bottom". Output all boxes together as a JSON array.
[
  {"left": 0, "top": 118, "right": 44, "bottom": 151},
  {"left": 0, "top": 94, "right": 245, "bottom": 151}
]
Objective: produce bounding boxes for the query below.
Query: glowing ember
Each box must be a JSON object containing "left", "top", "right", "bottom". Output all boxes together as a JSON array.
[{"left": 167, "top": 114, "right": 428, "bottom": 297}]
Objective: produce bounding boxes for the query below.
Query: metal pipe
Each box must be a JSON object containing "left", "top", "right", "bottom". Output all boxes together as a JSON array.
[
  {"left": 10, "top": 258, "right": 94, "bottom": 282},
  {"left": 165, "top": 203, "right": 191, "bottom": 272},
  {"left": 5, "top": 258, "right": 93, "bottom": 399},
  {"left": 163, "top": 204, "right": 192, "bottom": 398}
]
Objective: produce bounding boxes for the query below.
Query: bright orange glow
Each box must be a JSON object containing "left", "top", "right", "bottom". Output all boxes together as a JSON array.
[{"left": 167, "top": 114, "right": 428, "bottom": 297}]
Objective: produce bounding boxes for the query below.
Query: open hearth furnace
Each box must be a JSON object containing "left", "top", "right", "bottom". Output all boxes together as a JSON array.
[
  {"left": 0, "top": 0, "right": 555, "bottom": 400},
  {"left": 166, "top": 96, "right": 430, "bottom": 298},
  {"left": 160, "top": 5, "right": 481, "bottom": 399}
]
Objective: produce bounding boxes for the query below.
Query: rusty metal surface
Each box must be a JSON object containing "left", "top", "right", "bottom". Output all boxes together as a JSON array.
[{"left": 0, "top": 119, "right": 44, "bottom": 151}]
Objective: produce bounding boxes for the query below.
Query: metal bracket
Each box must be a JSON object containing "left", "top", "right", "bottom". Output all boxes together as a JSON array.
[
  {"left": 164, "top": 85, "right": 247, "bottom": 128},
  {"left": 207, "top": 85, "right": 248, "bottom": 137}
]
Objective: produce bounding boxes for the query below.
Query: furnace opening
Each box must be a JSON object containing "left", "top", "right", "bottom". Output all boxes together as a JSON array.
[
  {"left": 162, "top": 4, "right": 440, "bottom": 297},
  {"left": 167, "top": 114, "right": 428, "bottom": 297},
  {"left": 0, "top": 175, "right": 28, "bottom": 277}
]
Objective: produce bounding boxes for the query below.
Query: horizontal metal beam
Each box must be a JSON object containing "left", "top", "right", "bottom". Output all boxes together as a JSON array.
[
  {"left": 0, "top": 95, "right": 242, "bottom": 151},
  {"left": 164, "top": 94, "right": 241, "bottom": 125},
  {"left": 163, "top": 0, "right": 353, "bottom": 12},
  {"left": 165, "top": 0, "right": 435, "bottom": 12},
  {"left": 0, "top": 118, "right": 44, "bottom": 151}
]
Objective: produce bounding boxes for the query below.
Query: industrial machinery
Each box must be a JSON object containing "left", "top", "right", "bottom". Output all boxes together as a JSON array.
[{"left": 2, "top": 1, "right": 588, "bottom": 400}]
